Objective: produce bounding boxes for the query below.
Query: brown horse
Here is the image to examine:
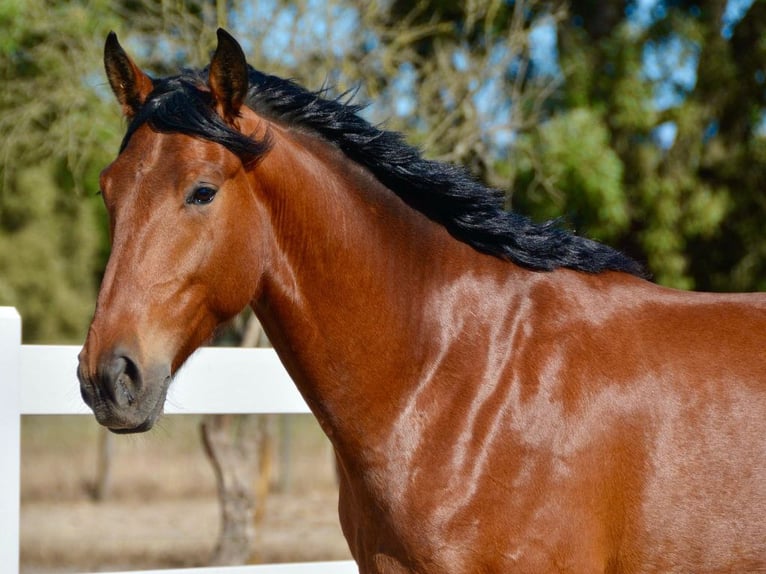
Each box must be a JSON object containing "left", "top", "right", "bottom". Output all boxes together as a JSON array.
[{"left": 78, "top": 29, "right": 766, "bottom": 573}]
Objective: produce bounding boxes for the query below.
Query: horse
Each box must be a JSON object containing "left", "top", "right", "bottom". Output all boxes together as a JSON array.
[{"left": 77, "top": 29, "right": 766, "bottom": 573}]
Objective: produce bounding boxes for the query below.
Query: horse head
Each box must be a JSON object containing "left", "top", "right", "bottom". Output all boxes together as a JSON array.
[{"left": 78, "top": 30, "right": 271, "bottom": 432}]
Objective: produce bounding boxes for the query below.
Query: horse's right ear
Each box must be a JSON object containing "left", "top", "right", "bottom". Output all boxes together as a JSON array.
[{"left": 104, "top": 31, "right": 154, "bottom": 118}]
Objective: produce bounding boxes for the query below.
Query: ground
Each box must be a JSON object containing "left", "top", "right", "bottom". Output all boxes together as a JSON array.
[{"left": 20, "top": 415, "right": 352, "bottom": 573}]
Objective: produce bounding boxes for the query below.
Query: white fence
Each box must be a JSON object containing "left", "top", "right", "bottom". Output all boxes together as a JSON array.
[{"left": 0, "top": 307, "right": 357, "bottom": 574}]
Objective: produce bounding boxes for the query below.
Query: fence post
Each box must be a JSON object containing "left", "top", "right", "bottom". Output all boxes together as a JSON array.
[{"left": 0, "top": 307, "right": 21, "bottom": 573}]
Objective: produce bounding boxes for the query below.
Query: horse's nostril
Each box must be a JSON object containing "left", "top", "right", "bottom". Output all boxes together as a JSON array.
[
  {"left": 122, "top": 355, "right": 141, "bottom": 390},
  {"left": 103, "top": 354, "right": 142, "bottom": 408}
]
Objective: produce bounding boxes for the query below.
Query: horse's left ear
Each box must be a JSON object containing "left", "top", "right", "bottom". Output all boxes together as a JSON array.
[{"left": 209, "top": 28, "right": 249, "bottom": 123}]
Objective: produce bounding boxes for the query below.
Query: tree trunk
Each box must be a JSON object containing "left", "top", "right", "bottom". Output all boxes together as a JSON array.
[
  {"left": 201, "top": 313, "right": 276, "bottom": 565},
  {"left": 91, "top": 427, "right": 113, "bottom": 501},
  {"left": 201, "top": 413, "right": 262, "bottom": 565}
]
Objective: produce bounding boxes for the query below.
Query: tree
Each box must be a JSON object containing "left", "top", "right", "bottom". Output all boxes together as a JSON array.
[
  {"left": 514, "top": 0, "right": 765, "bottom": 290},
  {"left": 0, "top": 0, "right": 119, "bottom": 341}
]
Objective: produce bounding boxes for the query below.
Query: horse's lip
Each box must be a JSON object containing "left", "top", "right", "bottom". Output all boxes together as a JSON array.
[
  {"left": 102, "top": 396, "right": 164, "bottom": 434},
  {"left": 108, "top": 418, "right": 156, "bottom": 434}
]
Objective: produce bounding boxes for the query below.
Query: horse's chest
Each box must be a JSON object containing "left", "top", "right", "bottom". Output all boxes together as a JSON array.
[{"left": 336, "top": 468, "right": 612, "bottom": 574}]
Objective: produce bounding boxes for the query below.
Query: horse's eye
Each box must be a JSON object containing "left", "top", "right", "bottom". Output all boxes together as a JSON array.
[{"left": 187, "top": 186, "right": 218, "bottom": 205}]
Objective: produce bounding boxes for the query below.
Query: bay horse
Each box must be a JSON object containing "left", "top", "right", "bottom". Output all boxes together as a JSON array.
[{"left": 78, "top": 29, "right": 766, "bottom": 573}]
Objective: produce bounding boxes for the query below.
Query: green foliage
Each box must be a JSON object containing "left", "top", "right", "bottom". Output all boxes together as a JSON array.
[
  {"left": 0, "top": 161, "right": 104, "bottom": 341},
  {"left": 0, "top": 1, "right": 120, "bottom": 341},
  {"left": 512, "top": 108, "right": 629, "bottom": 242},
  {"left": 508, "top": 0, "right": 764, "bottom": 290}
]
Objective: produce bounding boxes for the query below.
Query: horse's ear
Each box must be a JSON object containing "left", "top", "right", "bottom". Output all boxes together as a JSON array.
[
  {"left": 208, "top": 28, "right": 249, "bottom": 123},
  {"left": 104, "top": 31, "right": 154, "bottom": 118}
]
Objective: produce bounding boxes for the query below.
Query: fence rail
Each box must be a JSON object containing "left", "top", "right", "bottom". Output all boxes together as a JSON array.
[{"left": 1, "top": 307, "right": 357, "bottom": 574}]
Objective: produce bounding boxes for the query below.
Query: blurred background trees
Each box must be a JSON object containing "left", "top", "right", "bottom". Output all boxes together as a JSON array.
[
  {"left": 0, "top": 1, "right": 115, "bottom": 341},
  {"left": 1, "top": 0, "right": 764, "bottom": 343}
]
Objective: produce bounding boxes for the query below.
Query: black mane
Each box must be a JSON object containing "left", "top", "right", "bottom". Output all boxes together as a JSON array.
[{"left": 123, "top": 67, "right": 645, "bottom": 277}]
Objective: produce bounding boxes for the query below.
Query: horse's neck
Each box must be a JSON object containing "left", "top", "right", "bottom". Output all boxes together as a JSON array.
[{"left": 250, "top": 126, "right": 468, "bottom": 454}]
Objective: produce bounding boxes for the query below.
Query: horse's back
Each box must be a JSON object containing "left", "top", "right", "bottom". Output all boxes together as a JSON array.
[
  {"left": 617, "top": 282, "right": 766, "bottom": 571},
  {"left": 544, "top": 274, "right": 766, "bottom": 571}
]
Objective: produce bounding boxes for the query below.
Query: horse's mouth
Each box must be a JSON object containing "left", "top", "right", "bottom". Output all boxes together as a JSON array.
[
  {"left": 108, "top": 417, "right": 158, "bottom": 434},
  {"left": 92, "top": 394, "right": 166, "bottom": 433},
  {"left": 83, "top": 373, "right": 171, "bottom": 434}
]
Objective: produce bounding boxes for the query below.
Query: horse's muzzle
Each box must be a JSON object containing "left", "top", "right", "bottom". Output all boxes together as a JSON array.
[{"left": 77, "top": 350, "right": 171, "bottom": 433}]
